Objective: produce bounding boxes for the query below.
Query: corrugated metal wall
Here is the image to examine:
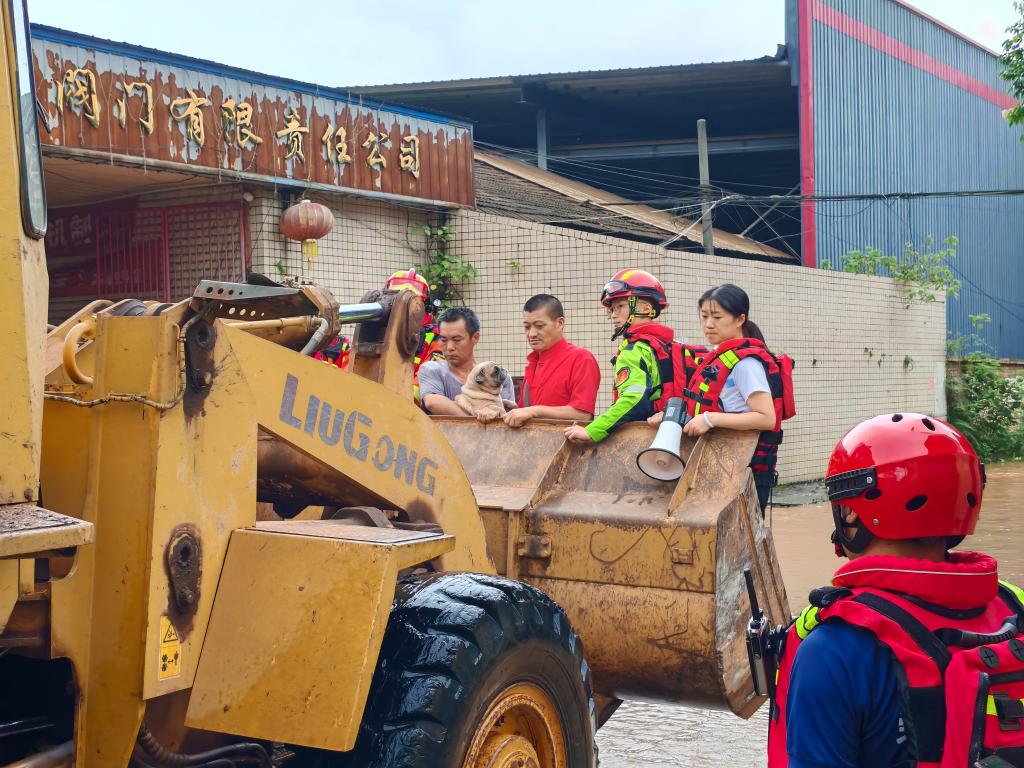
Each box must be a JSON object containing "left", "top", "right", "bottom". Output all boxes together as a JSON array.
[{"left": 806, "top": 0, "right": 1024, "bottom": 358}]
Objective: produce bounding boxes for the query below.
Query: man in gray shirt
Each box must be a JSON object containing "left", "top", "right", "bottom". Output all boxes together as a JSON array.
[{"left": 420, "top": 306, "right": 514, "bottom": 422}]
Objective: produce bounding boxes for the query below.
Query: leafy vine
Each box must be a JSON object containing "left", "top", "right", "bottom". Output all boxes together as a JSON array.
[{"left": 414, "top": 222, "right": 477, "bottom": 309}]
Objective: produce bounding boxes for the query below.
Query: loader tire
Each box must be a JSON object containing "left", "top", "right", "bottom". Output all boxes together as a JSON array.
[{"left": 347, "top": 572, "right": 597, "bottom": 768}]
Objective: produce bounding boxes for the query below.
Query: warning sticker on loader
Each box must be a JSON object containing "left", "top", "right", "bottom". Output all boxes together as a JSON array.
[{"left": 159, "top": 615, "right": 181, "bottom": 680}]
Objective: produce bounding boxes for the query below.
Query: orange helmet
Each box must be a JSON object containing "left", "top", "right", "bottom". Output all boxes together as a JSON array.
[
  {"left": 600, "top": 269, "right": 668, "bottom": 312},
  {"left": 385, "top": 268, "right": 429, "bottom": 302}
]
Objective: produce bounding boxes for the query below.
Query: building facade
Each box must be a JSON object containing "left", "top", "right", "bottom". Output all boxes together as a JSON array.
[
  {"left": 30, "top": 23, "right": 952, "bottom": 483},
  {"left": 355, "top": 0, "right": 1024, "bottom": 358},
  {"left": 32, "top": 25, "right": 472, "bottom": 323},
  {"left": 790, "top": 0, "right": 1024, "bottom": 358}
]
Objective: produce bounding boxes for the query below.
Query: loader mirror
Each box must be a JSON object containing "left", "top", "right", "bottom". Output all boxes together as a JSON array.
[{"left": 8, "top": 0, "right": 46, "bottom": 238}]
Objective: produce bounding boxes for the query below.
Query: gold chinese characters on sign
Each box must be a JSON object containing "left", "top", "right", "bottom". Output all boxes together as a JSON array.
[
  {"left": 362, "top": 131, "right": 390, "bottom": 170},
  {"left": 221, "top": 98, "right": 262, "bottom": 150},
  {"left": 170, "top": 89, "right": 212, "bottom": 146},
  {"left": 399, "top": 136, "right": 420, "bottom": 179},
  {"left": 116, "top": 81, "right": 154, "bottom": 134},
  {"left": 276, "top": 107, "right": 309, "bottom": 162},
  {"left": 47, "top": 65, "right": 425, "bottom": 182},
  {"left": 57, "top": 68, "right": 100, "bottom": 128},
  {"left": 321, "top": 123, "right": 352, "bottom": 168}
]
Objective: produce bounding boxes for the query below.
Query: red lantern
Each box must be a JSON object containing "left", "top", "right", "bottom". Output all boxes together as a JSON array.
[{"left": 280, "top": 199, "right": 334, "bottom": 262}]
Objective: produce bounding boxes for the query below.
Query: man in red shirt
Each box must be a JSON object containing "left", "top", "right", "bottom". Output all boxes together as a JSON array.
[{"left": 503, "top": 294, "right": 601, "bottom": 428}]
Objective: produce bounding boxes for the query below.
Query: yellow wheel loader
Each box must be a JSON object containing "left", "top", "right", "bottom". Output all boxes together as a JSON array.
[{"left": 0, "top": 4, "right": 788, "bottom": 767}]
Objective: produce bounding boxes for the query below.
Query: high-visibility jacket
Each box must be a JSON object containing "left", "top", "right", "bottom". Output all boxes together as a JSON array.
[
  {"left": 620, "top": 324, "right": 705, "bottom": 412},
  {"left": 414, "top": 320, "right": 442, "bottom": 374},
  {"left": 584, "top": 323, "right": 673, "bottom": 442},
  {"left": 412, "top": 319, "right": 443, "bottom": 404}
]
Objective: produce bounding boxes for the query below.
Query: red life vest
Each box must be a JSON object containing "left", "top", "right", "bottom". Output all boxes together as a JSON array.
[
  {"left": 683, "top": 337, "right": 795, "bottom": 426},
  {"left": 618, "top": 324, "right": 706, "bottom": 409},
  {"left": 620, "top": 329, "right": 796, "bottom": 474},
  {"left": 415, "top": 318, "right": 442, "bottom": 375},
  {"left": 768, "top": 553, "right": 1024, "bottom": 768},
  {"left": 412, "top": 318, "right": 443, "bottom": 404},
  {"left": 682, "top": 338, "right": 795, "bottom": 474},
  {"left": 314, "top": 335, "right": 350, "bottom": 370}
]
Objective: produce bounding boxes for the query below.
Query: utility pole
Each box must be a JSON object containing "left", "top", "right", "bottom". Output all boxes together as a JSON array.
[
  {"left": 536, "top": 107, "right": 549, "bottom": 171},
  {"left": 697, "top": 118, "right": 715, "bottom": 256}
]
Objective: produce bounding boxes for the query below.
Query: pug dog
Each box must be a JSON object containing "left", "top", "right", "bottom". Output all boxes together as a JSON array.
[{"left": 455, "top": 361, "right": 518, "bottom": 417}]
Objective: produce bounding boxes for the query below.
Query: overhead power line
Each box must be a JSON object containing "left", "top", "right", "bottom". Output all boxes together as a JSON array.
[{"left": 600, "top": 188, "right": 1024, "bottom": 207}]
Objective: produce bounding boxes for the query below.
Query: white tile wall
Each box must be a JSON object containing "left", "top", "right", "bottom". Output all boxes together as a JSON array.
[
  {"left": 450, "top": 210, "right": 947, "bottom": 483},
  {"left": 72, "top": 184, "right": 943, "bottom": 485}
]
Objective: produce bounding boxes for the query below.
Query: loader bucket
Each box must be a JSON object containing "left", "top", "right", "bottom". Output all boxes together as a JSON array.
[{"left": 434, "top": 417, "right": 789, "bottom": 718}]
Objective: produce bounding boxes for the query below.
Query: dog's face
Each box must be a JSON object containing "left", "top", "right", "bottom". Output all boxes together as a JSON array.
[{"left": 470, "top": 361, "right": 508, "bottom": 395}]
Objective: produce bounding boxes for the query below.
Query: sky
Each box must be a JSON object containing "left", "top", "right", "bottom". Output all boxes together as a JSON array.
[{"left": 29, "top": 0, "right": 1019, "bottom": 88}]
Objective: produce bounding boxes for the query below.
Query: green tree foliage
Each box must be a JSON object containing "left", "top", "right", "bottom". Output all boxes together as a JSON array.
[
  {"left": 947, "top": 314, "right": 1023, "bottom": 462},
  {"left": 947, "top": 313, "right": 993, "bottom": 359},
  {"left": 821, "top": 236, "right": 960, "bottom": 308},
  {"left": 947, "top": 359, "right": 1024, "bottom": 462},
  {"left": 1001, "top": 1, "right": 1024, "bottom": 134},
  {"left": 414, "top": 223, "right": 477, "bottom": 309},
  {"left": 822, "top": 235, "right": 1023, "bottom": 461}
]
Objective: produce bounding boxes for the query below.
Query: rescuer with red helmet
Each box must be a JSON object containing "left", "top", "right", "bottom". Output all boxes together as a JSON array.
[
  {"left": 313, "top": 334, "right": 350, "bottom": 370},
  {"left": 384, "top": 267, "right": 430, "bottom": 300},
  {"left": 767, "top": 413, "right": 1024, "bottom": 768},
  {"left": 601, "top": 268, "right": 668, "bottom": 341},
  {"left": 564, "top": 269, "right": 675, "bottom": 443},
  {"left": 384, "top": 268, "right": 443, "bottom": 402}
]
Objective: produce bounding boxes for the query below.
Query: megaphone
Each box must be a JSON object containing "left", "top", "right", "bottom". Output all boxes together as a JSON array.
[{"left": 636, "top": 397, "right": 690, "bottom": 481}]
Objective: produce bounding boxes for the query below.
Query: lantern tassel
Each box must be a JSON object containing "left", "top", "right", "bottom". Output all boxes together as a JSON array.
[{"left": 302, "top": 239, "right": 318, "bottom": 262}]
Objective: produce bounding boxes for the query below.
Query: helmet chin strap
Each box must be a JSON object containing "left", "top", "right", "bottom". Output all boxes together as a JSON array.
[
  {"left": 611, "top": 296, "right": 638, "bottom": 340},
  {"left": 611, "top": 296, "right": 661, "bottom": 340},
  {"left": 829, "top": 502, "right": 964, "bottom": 558},
  {"left": 830, "top": 503, "right": 875, "bottom": 557}
]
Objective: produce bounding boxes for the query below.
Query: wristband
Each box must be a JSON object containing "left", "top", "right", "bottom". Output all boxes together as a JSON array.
[{"left": 703, "top": 412, "right": 714, "bottom": 430}]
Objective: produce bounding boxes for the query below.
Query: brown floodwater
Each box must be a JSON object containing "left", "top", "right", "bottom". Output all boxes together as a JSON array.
[{"left": 597, "top": 462, "right": 1024, "bottom": 767}]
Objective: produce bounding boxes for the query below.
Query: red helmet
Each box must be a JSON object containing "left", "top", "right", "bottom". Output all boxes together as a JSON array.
[
  {"left": 385, "top": 268, "right": 429, "bottom": 301},
  {"left": 600, "top": 269, "right": 668, "bottom": 312},
  {"left": 825, "top": 413, "right": 984, "bottom": 545}
]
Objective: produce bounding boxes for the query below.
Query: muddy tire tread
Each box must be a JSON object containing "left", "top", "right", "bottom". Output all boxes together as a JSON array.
[{"left": 346, "top": 572, "right": 596, "bottom": 768}]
